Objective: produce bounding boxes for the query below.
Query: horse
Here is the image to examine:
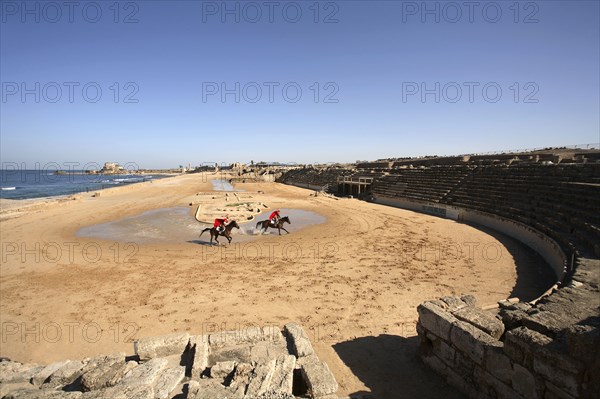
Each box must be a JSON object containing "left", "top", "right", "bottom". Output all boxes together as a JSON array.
[
  {"left": 256, "top": 216, "right": 291, "bottom": 235},
  {"left": 200, "top": 220, "right": 240, "bottom": 245}
]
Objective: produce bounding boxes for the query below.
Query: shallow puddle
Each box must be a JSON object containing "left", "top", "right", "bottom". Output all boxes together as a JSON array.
[
  {"left": 76, "top": 207, "right": 325, "bottom": 244},
  {"left": 211, "top": 179, "right": 242, "bottom": 192}
]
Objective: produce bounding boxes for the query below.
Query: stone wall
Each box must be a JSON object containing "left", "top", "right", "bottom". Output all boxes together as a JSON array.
[
  {"left": 0, "top": 323, "right": 338, "bottom": 399},
  {"left": 416, "top": 256, "right": 599, "bottom": 399}
]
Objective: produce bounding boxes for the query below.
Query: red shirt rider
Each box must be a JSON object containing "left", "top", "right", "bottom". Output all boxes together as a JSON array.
[
  {"left": 269, "top": 210, "right": 280, "bottom": 223},
  {"left": 214, "top": 216, "right": 229, "bottom": 229}
]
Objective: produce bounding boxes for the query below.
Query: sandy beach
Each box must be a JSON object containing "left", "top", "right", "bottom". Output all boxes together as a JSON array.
[{"left": 0, "top": 172, "right": 548, "bottom": 397}]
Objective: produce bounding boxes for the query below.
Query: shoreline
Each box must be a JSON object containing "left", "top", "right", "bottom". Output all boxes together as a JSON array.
[{"left": 0, "top": 173, "right": 179, "bottom": 203}]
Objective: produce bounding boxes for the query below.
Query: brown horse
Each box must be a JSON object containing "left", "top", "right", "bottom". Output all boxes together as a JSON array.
[
  {"left": 200, "top": 220, "right": 240, "bottom": 245},
  {"left": 256, "top": 216, "right": 291, "bottom": 235}
]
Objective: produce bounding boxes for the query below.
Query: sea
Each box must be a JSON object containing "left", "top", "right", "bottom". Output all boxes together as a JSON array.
[{"left": 0, "top": 170, "right": 169, "bottom": 200}]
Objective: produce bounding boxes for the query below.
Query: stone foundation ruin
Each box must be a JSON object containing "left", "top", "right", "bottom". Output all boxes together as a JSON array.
[{"left": 0, "top": 323, "right": 338, "bottom": 399}]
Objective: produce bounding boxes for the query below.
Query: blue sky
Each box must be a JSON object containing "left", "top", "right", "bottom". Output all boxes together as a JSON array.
[{"left": 1, "top": 0, "right": 599, "bottom": 168}]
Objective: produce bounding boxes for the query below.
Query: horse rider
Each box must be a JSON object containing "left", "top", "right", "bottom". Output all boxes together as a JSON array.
[
  {"left": 269, "top": 209, "right": 281, "bottom": 226},
  {"left": 214, "top": 215, "right": 229, "bottom": 234}
]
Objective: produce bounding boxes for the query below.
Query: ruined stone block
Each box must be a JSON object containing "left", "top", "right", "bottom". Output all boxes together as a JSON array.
[
  {"left": 417, "top": 301, "right": 457, "bottom": 341},
  {"left": 245, "top": 359, "right": 276, "bottom": 396},
  {"left": 31, "top": 360, "right": 71, "bottom": 386},
  {"left": 544, "top": 381, "right": 577, "bottom": 399},
  {"left": 431, "top": 338, "right": 456, "bottom": 366},
  {"left": 300, "top": 356, "right": 338, "bottom": 398},
  {"left": 440, "top": 296, "right": 468, "bottom": 312},
  {"left": 80, "top": 384, "right": 154, "bottom": 399},
  {"left": 4, "top": 389, "right": 83, "bottom": 399},
  {"left": 187, "top": 380, "right": 237, "bottom": 399},
  {"left": 512, "top": 363, "right": 538, "bottom": 399},
  {"left": 153, "top": 366, "right": 185, "bottom": 399},
  {"left": 460, "top": 295, "right": 477, "bottom": 307},
  {"left": 189, "top": 335, "right": 209, "bottom": 378},
  {"left": 503, "top": 327, "right": 550, "bottom": 367},
  {"left": 230, "top": 362, "right": 253, "bottom": 389},
  {"left": 453, "top": 306, "right": 505, "bottom": 339},
  {"left": 473, "top": 366, "right": 525, "bottom": 399},
  {"left": 0, "top": 382, "right": 34, "bottom": 398},
  {"left": 209, "top": 344, "right": 252, "bottom": 366},
  {"left": 134, "top": 333, "right": 190, "bottom": 361},
  {"left": 42, "top": 360, "right": 86, "bottom": 389},
  {"left": 450, "top": 320, "right": 498, "bottom": 365},
  {"left": 284, "top": 323, "right": 314, "bottom": 358},
  {"left": 484, "top": 346, "right": 512, "bottom": 384},
  {"left": 267, "top": 354, "right": 295, "bottom": 394},
  {"left": 533, "top": 357, "right": 580, "bottom": 397},
  {"left": 210, "top": 361, "right": 236, "bottom": 380},
  {"left": 0, "top": 364, "right": 45, "bottom": 384},
  {"left": 250, "top": 341, "right": 288, "bottom": 365},
  {"left": 119, "top": 358, "right": 168, "bottom": 387},
  {"left": 81, "top": 358, "right": 135, "bottom": 391}
]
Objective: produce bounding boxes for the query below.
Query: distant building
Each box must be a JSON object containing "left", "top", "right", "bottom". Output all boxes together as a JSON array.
[{"left": 99, "top": 162, "right": 125, "bottom": 174}]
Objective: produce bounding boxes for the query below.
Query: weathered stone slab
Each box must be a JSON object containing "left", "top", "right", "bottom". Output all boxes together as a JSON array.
[
  {"left": 453, "top": 306, "right": 505, "bottom": 339},
  {"left": 119, "top": 358, "right": 168, "bottom": 387},
  {"left": 42, "top": 360, "right": 86, "bottom": 389},
  {"left": 210, "top": 361, "right": 236, "bottom": 380},
  {"left": 3, "top": 389, "right": 82, "bottom": 399},
  {"left": 511, "top": 363, "right": 537, "bottom": 399},
  {"left": 473, "top": 366, "right": 525, "bottom": 399},
  {"left": 440, "top": 296, "right": 468, "bottom": 312},
  {"left": 431, "top": 338, "right": 456, "bottom": 366},
  {"left": 300, "top": 356, "right": 338, "bottom": 398},
  {"left": 0, "top": 382, "right": 35, "bottom": 398},
  {"left": 460, "top": 295, "right": 477, "bottom": 307},
  {"left": 450, "top": 320, "right": 499, "bottom": 365},
  {"left": 417, "top": 301, "right": 457, "bottom": 341},
  {"left": 31, "top": 360, "right": 71, "bottom": 386},
  {"left": 209, "top": 344, "right": 251, "bottom": 366},
  {"left": 267, "top": 355, "right": 295, "bottom": 394},
  {"left": 230, "top": 362, "right": 252, "bottom": 390},
  {"left": 484, "top": 346, "right": 512, "bottom": 384},
  {"left": 188, "top": 380, "right": 231, "bottom": 399},
  {"left": 134, "top": 333, "right": 190, "bottom": 361},
  {"left": 0, "top": 363, "right": 44, "bottom": 384},
  {"left": 250, "top": 341, "right": 288, "bottom": 365},
  {"left": 81, "top": 384, "right": 154, "bottom": 399},
  {"left": 245, "top": 359, "right": 276, "bottom": 397},
  {"left": 189, "top": 335, "right": 209, "bottom": 377},
  {"left": 545, "top": 381, "right": 577, "bottom": 399},
  {"left": 533, "top": 357, "right": 579, "bottom": 397},
  {"left": 81, "top": 357, "right": 134, "bottom": 391},
  {"left": 564, "top": 324, "right": 600, "bottom": 364},
  {"left": 209, "top": 326, "right": 274, "bottom": 349},
  {"left": 503, "top": 327, "right": 551, "bottom": 366},
  {"left": 153, "top": 366, "right": 185, "bottom": 399},
  {"left": 284, "top": 323, "right": 314, "bottom": 358},
  {"left": 262, "top": 326, "right": 286, "bottom": 345}
]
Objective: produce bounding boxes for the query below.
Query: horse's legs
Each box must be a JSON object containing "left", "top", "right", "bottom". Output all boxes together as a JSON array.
[{"left": 281, "top": 227, "right": 289, "bottom": 234}]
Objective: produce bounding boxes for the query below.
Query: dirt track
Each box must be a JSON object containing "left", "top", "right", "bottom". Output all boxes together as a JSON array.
[{"left": 0, "top": 172, "right": 547, "bottom": 397}]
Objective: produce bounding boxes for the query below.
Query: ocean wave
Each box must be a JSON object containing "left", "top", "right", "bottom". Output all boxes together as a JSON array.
[{"left": 1, "top": 187, "right": 16, "bottom": 190}]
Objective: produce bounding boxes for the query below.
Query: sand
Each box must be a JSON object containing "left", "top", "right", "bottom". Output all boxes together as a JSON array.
[{"left": 0, "top": 172, "right": 546, "bottom": 397}]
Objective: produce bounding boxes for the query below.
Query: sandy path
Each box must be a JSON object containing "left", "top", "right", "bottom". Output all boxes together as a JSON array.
[{"left": 1, "top": 173, "right": 537, "bottom": 397}]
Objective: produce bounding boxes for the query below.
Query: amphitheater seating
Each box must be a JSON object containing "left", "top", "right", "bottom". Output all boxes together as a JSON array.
[
  {"left": 279, "top": 163, "right": 600, "bottom": 258},
  {"left": 370, "top": 164, "right": 600, "bottom": 258},
  {"left": 277, "top": 167, "right": 354, "bottom": 191}
]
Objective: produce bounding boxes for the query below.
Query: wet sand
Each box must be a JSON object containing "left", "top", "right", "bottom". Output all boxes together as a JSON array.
[{"left": 0, "top": 172, "right": 554, "bottom": 397}]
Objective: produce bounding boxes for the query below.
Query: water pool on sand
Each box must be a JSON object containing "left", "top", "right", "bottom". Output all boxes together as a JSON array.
[{"left": 76, "top": 208, "right": 325, "bottom": 244}]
